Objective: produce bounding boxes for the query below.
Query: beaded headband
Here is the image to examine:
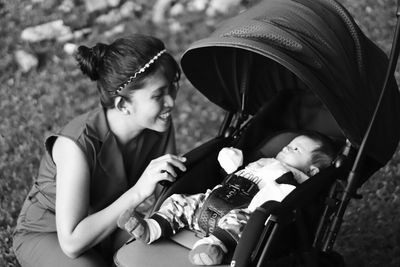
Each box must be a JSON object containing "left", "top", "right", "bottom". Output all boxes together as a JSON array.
[{"left": 116, "top": 49, "right": 167, "bottom": 93}]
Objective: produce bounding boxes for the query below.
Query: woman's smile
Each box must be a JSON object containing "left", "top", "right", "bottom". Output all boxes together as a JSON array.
[{"left": 158, "top": 110, "right": 171, "bottom": 121}]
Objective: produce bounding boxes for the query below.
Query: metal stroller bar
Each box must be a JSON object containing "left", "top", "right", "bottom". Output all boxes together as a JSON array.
[
  {"left": 213, "top": 49, "right": 236, "bottom": 138},
  {"left": 311, "top": 139, "right": 352, "bottom": 250},
  {"left": 232, "top": 52, "right": 253, "bottom": 138},
  {"left": 231, "top": 48, "right": 241, "bottom": 108},
  {"left": 255, "top": 215, "right": 281, "bottom": 267},
  {"left": 227, "top": 51, "right": 254, "bottom": 140},
  {"left": 323, "top": 1, "right": 400, "bottom": 251},
  {"left": 218, "top": 110, "right": 234, "bottom": 137}
]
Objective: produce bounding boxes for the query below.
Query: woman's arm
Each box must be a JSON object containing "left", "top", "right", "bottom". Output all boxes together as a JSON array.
[
  {"left": 53, "top": 136, "right": 143, "bottom": 258},
  {"left": 53, "top": 136, "right": 186, "bottom": 258}
]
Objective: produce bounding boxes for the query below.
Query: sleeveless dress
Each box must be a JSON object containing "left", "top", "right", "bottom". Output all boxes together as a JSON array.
[{"left": 13, "top": 107, "right": 175, "bottom": 263}]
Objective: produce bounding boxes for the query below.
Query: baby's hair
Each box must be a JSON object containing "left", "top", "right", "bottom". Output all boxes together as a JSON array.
[
  {"left": 300, "top": 131, "right": 337, "bottom": 170},
  {"left": 74, "top": 34, "right": 181, "bottom": 108}
]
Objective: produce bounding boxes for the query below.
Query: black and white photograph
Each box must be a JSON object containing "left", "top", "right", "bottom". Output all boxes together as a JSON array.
[{"left": 1, "top": 0, "right": 399, "bottom": 266}]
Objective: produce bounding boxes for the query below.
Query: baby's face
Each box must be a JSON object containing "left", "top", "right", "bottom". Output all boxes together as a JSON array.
[{"left": 275, "top": 135, "right": 320, "bottom": 173}]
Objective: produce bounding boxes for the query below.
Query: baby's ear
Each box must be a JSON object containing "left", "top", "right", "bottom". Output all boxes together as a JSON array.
[{"left": 308, "top": 165, "right": 320, "bottom": 176}]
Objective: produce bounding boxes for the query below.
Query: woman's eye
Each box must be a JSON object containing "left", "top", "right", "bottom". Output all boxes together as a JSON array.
[
  {"left": 153, "top": 84, "right": 178, "bottom": 100},
  {"left": 153, "top": 89, "right": 166, "bottom": 99},
  {"left": 152, "top": 94, "right": 163, "bottom": 100}
]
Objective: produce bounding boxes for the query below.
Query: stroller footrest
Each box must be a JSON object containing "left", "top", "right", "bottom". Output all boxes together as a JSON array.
[{"left": 169, "top": 229, "right": 201, "bottom": 249}]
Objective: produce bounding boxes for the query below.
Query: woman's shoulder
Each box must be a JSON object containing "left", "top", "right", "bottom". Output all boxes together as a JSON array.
[
  {"left": 57, "top": 107, "right": 106, "bottom": 140},
  {"left": 44, "top": 108, "right": 104, "bottom": 152}
]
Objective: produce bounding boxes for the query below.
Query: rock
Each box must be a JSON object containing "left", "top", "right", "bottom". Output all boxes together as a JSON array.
[
  {"left": 21, "top": 20, "right": 72, "bottom": 42},
  {"left": 83, "top": 0, "right": 120, "bottom": 13},
  {"left": 103, "top": 24, "right": 125, "bottom": 38},
  {"left": 107, "top": 0, "right": 121, "bottom": 8},
  {"left": 187, "top": 0, "right": 208, "bottom": 12},
  {"left": 152, "top": 0, "right": 174, "bottom": 24},
  {"left": 14, "top": 50, "right": 38, "bottom": 73},
  {"left": 206, "top": 0, "right": 241, "bottom": 16},
  {"left": 170, "top": 3, "right": 184, "bottom": 17},
  {"left": 95, "top": 9, "right": 121, "bottom": 24},
  {"left": 58, "top": 0, "right": 74, "bottom": 13},
  {"left": 96, "top": 1, "right": 138, "bottom": 24},
  {"left": 84, "top": 0, "right": 108, "bottom": 13},
  {"left": 57, "top": 28, "right": 92, "bottom": 43},
  {"left": 63, "top": 43, "right": 77, "bottom": 55},
  {"left": 119, "top": 1, "right": 140, "bottom": 18}
]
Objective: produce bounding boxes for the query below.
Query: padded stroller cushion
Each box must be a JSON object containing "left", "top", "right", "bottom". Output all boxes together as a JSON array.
[
  {"left": 243, "top": 130, "right": 299, "bottom": 164},
  {"left": 281, "top": 164, "right": 346, "bottom": 210},
  {"left": 231, "top": 200, "right": 282, "bottom": 267}
]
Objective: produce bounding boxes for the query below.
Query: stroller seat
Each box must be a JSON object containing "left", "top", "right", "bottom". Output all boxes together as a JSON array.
[{"left": 114, "top": 131, "right": 347, "bottom": 267}]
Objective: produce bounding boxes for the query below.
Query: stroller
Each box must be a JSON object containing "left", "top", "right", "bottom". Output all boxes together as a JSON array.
[{"left": 114, "top": 0, "right": 400, "bottom": 266}]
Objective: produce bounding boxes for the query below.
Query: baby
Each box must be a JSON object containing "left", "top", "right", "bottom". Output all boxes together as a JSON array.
[{"left": 118, "top": 132, "right": 336, "bottom": 265}]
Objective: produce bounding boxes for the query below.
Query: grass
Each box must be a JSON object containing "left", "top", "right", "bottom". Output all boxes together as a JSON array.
[{"left": 1, "top": 0, "right": 399, "bottom": 266}]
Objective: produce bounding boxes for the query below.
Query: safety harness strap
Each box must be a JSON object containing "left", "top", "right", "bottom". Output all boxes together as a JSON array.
[{"left": 195, "top": 174, "right": 259, "bottom": 236}]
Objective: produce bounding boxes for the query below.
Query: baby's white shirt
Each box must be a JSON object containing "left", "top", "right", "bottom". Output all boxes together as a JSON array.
[{"left": 217, "top": 148, "right": 309, "bottom": 212}]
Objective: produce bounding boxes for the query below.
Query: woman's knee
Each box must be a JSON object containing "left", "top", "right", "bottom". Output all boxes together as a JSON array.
[{"left": 13, "top": 232, "right": 108, "bottom": 267}]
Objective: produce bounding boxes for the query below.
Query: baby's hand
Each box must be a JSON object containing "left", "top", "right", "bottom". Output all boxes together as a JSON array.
[{"left": 217, "top": 147, "right": 243, "bottom": 174}]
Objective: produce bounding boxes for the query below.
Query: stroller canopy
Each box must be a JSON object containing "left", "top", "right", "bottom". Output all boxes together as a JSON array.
[{"left": 181, "top": 0, "right": 400, "bottom": 167}]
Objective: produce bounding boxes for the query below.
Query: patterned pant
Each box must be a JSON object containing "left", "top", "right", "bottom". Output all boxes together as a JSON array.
[{"left": 155, "top": 185, "right": 251, "bottom": 243}]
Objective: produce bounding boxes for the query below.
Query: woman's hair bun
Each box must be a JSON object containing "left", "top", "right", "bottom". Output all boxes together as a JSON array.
[{"left": 74, "top": 43, "right": 108, "bottom": 81}]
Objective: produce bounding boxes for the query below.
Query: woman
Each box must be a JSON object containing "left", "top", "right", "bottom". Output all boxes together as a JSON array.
[{"left": 13, "top": 34, "right": 186, "bottom": 266}]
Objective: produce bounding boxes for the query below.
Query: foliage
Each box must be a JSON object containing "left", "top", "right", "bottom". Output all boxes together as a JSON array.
[{"left": 0, "top": 0, "right": 399, "bottom": 266}]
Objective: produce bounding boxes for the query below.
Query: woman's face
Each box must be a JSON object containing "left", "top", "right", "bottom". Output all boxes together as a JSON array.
[{"left": 126, "top": 70, "right": 176, "bottom": 133}]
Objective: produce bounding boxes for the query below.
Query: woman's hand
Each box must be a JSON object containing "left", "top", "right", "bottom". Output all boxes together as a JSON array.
[{"left": 133, "top": 154, "right": 187, "bottom": 200}]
